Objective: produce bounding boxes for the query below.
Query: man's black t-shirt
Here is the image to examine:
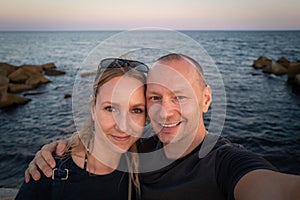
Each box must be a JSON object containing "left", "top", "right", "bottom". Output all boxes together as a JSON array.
[{"left": 138, "top": 134, "right": 277, "bottom": 200}]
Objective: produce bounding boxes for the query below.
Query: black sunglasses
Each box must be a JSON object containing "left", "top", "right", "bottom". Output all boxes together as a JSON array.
[{"left": 99, "top": 58, "right": 149, "bottom": 73}]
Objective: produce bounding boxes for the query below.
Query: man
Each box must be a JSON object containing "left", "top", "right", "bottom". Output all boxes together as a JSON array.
[{"left": 26, "top": 53, "right": 300, "bottom": 199}]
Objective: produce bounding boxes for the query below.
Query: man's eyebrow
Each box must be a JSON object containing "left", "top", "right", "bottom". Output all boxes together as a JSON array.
[{"left": 172, "top": 89, "right": 185, "bottom": 94}]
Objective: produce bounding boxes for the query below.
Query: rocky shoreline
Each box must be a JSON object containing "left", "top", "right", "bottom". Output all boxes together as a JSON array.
[
  {"left": 1, "top": 57, "right": 299, "bottom": 110},
  {"left": 0, "top": 62, "right": 66, "bottom": 109},
  {"left": 252, "top": 56, "right": 300, "bottom": 94}
]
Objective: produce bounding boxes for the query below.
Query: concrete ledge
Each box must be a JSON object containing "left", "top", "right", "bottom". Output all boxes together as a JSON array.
[{"left": 0, "top": 188, "right": 18, "bottom": 200}]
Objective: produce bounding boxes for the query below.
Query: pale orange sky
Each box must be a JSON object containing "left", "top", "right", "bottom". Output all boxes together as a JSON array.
[{"left": 0, "top": 0, "right": 299, "bottom": 30}]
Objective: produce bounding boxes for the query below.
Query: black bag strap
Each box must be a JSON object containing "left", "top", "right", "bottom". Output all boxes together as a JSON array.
[{"left": 51, "top": 157, "right": 69, "bottom": 200}]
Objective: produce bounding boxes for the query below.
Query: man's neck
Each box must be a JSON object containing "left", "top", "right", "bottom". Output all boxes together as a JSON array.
[{"left": 163, "top": 130, "right": 207, "bottom": 160}]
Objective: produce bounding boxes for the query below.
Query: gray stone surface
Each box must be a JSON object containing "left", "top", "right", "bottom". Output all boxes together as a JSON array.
[{"left": 0, "top": 188, "right": 18, "bottom": 199}]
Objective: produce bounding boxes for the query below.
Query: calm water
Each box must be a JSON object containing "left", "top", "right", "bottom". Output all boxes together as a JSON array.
[{"left": 0, "top": 31, "right": 300, "bottom": 188}]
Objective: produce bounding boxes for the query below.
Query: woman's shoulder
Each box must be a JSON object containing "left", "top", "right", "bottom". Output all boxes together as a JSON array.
[{"left": 15, "top": 171, "right": 52, "bottom": 200}]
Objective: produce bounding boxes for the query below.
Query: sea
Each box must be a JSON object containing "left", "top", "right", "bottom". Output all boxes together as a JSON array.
[{"left": 0, "top": 30, "right": 300, "bottom": 189}]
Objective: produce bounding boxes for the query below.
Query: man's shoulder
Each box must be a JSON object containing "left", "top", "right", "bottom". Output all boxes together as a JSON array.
[
  {"left": 206, "top": 134, "right": 247, "bottom": 157},
  {"left": 137, "top": 133, "right": 240, "bottom": 155},
  {"left": 192, "top": 134, "right": 248, "bottom": 161},
  {"left": 211, "top": 135, "right": 242, "bottom": 150}
]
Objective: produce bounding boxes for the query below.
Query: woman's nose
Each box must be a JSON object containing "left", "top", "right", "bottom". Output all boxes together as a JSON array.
[{"left": 114, "top": 113, "right": 129, "bottom": 132}]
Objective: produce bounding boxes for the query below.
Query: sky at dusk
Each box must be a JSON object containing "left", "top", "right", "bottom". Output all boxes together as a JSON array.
[{"left": 0, "top": 0, "right": 299, "bottom": 30}]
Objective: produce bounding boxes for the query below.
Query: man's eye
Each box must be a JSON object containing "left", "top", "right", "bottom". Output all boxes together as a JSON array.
[
  {"left": 104, "top": 106, "right": 116, "bottom": 112},
  {"left": 132, "top": 108, "right": 144, "bottom": 114},
  {"left": 176, "top": 96, "right": 186, "bottom": 100}
]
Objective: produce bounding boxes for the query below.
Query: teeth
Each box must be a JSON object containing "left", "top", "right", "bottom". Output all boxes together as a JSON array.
[{"left": 161, "top": 122, "right": 179, "bottom": 128}]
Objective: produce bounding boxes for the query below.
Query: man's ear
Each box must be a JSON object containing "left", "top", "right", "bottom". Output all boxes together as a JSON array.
[{"left": 202, "top": 85, "right": 212, "bottom": 113}]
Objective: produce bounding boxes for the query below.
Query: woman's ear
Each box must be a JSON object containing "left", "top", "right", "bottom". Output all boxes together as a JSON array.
[{"left": 202, "top": 85, "right": 212, "bottom": 113}]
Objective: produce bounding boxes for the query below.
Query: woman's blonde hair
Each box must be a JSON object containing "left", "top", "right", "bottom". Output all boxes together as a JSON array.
[{"left": 66, "top": 63, "right": 147, "bottom": 199}]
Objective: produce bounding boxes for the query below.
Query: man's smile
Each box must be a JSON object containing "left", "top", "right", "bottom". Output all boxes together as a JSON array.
[{"left": 159, "top": 121, "right": 182, "bottom": 128}]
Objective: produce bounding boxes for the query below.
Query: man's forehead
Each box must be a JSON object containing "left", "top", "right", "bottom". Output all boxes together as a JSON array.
[
  {"left": 147, "top": 80, "right": 190, "bottom": 90},
  {"left": 147, "top": 60, "right": 198, "bottom": 84},
  {"left": 146, "top": 61, "right": 199, "bottom": 94}
]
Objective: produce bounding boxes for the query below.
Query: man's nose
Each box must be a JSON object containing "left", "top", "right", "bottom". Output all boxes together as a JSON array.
[{"left": 159, "top": 99, "right": 177, "bottom": 119}]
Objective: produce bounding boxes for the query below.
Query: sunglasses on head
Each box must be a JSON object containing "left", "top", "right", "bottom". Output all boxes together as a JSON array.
[{"left": 99, "top": 58, "right": 149, "bottom": 73}]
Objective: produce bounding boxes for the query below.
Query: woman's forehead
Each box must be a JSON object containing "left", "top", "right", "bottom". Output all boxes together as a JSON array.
[
  {"left": 101, "top": 76, "right": 143, "bottom": 90},
  {"left": 97, "top": 76, "right": 145, "bottom": 103}
]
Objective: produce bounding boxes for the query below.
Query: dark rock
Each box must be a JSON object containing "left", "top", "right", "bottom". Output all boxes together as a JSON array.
[
  {"left": 0, "top": 77, "right": 31, "bottom": 109},
  {"left": 287, "top": 62, "right": 300, "bottom": 83},
  {"left": 0, "top": 93, "right": 31, "bottom": 109},
  {"left": 251, "top": 73, "right": 262, "bottom": 76},
  {"left": 8, "top": 68, "right": 30, "bottom": 83},
  {"left": 294, "top": 74, "right": 300, "bottom": 86},
  {"left": 8, "top": 83, "right": 33, "bottom": 93},
  {"left": 262, "top": 61, "right": 287, "bottom": 75},
  {"left": 253, "top": 56, "right": 272, "bottom": 69},
  {"left": 0, "top": 75, "right": 9, "bottom": 100},
  {"left": 41, "top": 62, "right": 56, "bottom": 70},
  {"left": 0, "top": 63, "right": 18, "bottom": 76},
  {"left": 251, "top": 57, "right": 300, "bottom": 95},
  {"left": 276, "top": 57, "right": 290, "bottom": 69},
  {"left": 21, "top": 65, "right": 44, "bottom": 73},
  {"left": 292, "top": 74, "right": 300, "bottom": 95},
  {"left": 0, "top": 62, "right": 64, "bottom": 108},
  {"left": 25, "top": 74, "right": 50, "bottom": 88},
  {"left": 64, "top": 94, "right": 72, "bottom": 98},
  {"left": 23, "top": 91, "right": 47, "bottom": 96},
  {"left": 44, "top": 68, "right": 66, "bottom": 76}
]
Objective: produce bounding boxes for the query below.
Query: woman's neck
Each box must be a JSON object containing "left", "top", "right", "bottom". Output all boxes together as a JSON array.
[{"left": 72, "top": 146, "right": 121, "bottom": 175}]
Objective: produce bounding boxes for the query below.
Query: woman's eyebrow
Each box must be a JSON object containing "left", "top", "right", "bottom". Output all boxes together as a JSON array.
[
  {"left": 100, "top": 101, "right": 118, "bottom": 106},
  {"left": 132, "top": 103, "right": 146, "bottom": 107}
]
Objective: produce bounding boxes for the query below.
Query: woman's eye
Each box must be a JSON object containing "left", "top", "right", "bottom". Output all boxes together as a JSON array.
[
  {"left": 104, "top": 106, "right": 116, "bottom": 112},
  {"left": 132, "top": 108, "right": 144, "bottom": 114},
  {"left": 149, "top": 96, "right": 161, "bottom": 101}
]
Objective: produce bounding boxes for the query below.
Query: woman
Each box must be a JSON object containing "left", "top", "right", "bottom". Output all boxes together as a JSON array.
[{"left": 16, "top": 58, "right": 149, "bottom": 200}]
